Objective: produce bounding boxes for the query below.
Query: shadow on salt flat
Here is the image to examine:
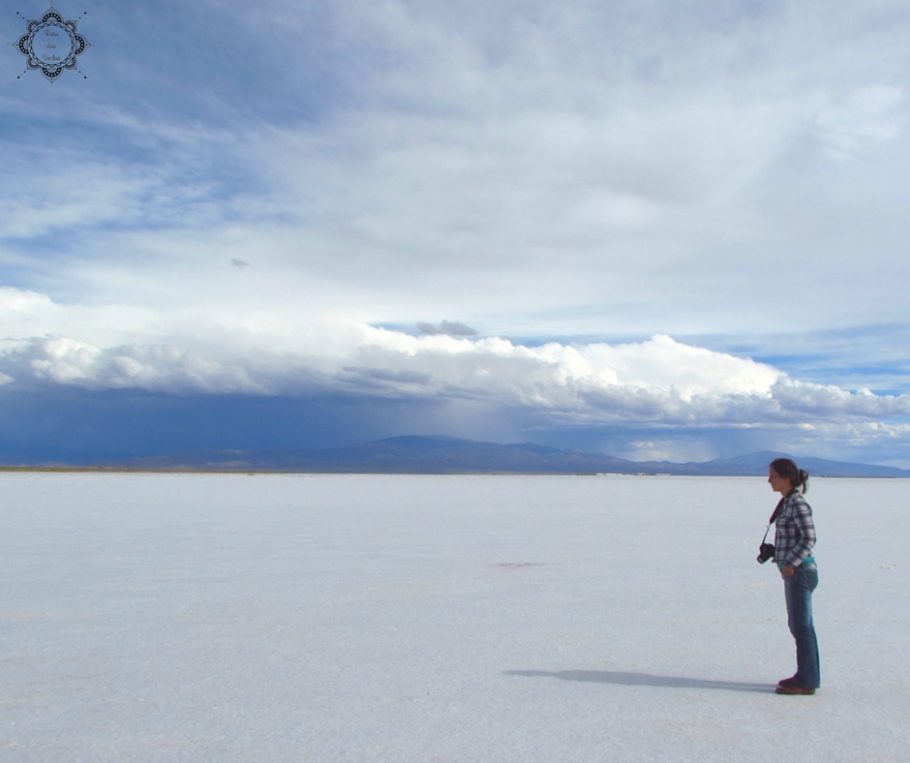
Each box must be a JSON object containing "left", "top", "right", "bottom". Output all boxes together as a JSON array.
[{"left": 504, "top": 670, "right": 772, "bottom": 694}]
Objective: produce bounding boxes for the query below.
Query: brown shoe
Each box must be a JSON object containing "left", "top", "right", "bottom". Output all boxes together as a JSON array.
[
  {"left": 778, "top": 676, "right": 800, "bottom": 688},
  {"left": 776, "top": 684, "right": 815, "bottom": 695}
]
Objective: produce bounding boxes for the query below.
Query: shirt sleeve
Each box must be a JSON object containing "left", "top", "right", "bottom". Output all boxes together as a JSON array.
[{"left": 786, "top": 495, "right": 817, "bottom": 567}]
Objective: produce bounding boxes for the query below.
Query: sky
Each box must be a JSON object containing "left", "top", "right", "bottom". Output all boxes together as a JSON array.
[{"left": 1, "top": 0, "right": 909, "bottom": 466}]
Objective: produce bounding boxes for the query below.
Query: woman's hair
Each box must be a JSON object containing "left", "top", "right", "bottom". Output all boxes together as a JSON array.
[{"left": 769, "top": 457, "right": 809, "bottom": 493}]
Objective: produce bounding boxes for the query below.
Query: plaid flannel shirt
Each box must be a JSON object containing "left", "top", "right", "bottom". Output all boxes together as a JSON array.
[{"left": 774, "top": 491, "right": 817, "bottom": 569}]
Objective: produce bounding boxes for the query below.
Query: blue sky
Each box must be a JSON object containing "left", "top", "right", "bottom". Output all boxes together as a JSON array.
[{"left": 1, "top": 0, "right": 909, "bottom": 466}]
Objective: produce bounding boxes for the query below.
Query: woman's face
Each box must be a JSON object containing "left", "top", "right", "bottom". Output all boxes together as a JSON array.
[{"left": 768, "top": 468, "right": 793, "bottom": 495}]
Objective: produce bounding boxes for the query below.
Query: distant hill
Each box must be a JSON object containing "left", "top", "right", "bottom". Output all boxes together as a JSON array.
[
  {"left": 31, "top": 435, "right": 906, "bottom": 477},
  {"left": 678, "top": 450, "right": 910, "bottom": 478}
]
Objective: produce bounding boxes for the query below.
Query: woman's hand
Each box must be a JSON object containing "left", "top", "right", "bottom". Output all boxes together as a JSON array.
[{"left": 781, "top": 566, "right": 795, "bottom": 577}]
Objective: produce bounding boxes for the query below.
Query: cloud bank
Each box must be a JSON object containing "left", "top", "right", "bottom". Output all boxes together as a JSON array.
[{"left": 2, "top": 289, "right": 907, "bottom": 446}]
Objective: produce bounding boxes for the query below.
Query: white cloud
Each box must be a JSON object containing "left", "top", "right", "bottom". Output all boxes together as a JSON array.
[
  {"left": 6, "top": 336, "right": 265, "bottom": 395},
  {"left": 812, "top": 85, "right": 904, "bottom": 159},
  {"left": 1, "top": 289, "right": 907, "bottom": 435},
  {"left": 0, "top": 287, "right": 56, "bottom": 314},
  {"left": 772, "top": 377, "right": 910, "bottom": 417}
]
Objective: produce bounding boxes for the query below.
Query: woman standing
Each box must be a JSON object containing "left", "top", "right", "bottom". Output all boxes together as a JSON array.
[{"left": 766, "top": 458, "right": 820, "bottom": 695}]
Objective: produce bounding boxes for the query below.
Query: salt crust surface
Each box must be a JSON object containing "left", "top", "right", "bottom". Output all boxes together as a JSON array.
[{"left": 2, "top": 473, "right": 908, "bottom": 762}]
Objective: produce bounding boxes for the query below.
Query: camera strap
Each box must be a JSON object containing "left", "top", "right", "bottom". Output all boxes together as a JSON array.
[{"left": 760, "top": 497, "right": 786, "bottom": 544}]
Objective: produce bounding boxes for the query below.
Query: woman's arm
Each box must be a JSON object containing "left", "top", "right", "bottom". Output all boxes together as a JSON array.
[{"left": 784, "top": 495, "right": 817, "bottom": 568}]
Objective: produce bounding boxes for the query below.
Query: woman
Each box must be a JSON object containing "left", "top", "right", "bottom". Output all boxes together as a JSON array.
[{"left": 767, "top": 457, "right": 820, "bottom": 695}]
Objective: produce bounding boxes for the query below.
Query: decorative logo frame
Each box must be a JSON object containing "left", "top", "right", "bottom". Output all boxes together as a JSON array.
[{"left": 16, "top": 7, "right": 90, "bottom": 81}]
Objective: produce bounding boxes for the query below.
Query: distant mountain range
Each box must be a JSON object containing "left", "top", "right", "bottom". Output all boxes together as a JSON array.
[{"left": 15, "top": 435, "right": 907, "bottom": 477}]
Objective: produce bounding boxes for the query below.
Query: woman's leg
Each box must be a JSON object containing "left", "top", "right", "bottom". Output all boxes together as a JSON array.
[{"left": 784, "top": 567, "right": 820, "bottom": 688}]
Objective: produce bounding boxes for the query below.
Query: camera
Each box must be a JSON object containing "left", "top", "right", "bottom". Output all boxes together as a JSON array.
[{"left": 756, "top": 543, "right": 775, "bottom": 564}]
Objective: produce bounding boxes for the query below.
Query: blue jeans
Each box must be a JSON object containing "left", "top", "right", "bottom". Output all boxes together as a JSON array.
[{"left": 783, "top": 565, "right": 820, "bottom": 688}]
